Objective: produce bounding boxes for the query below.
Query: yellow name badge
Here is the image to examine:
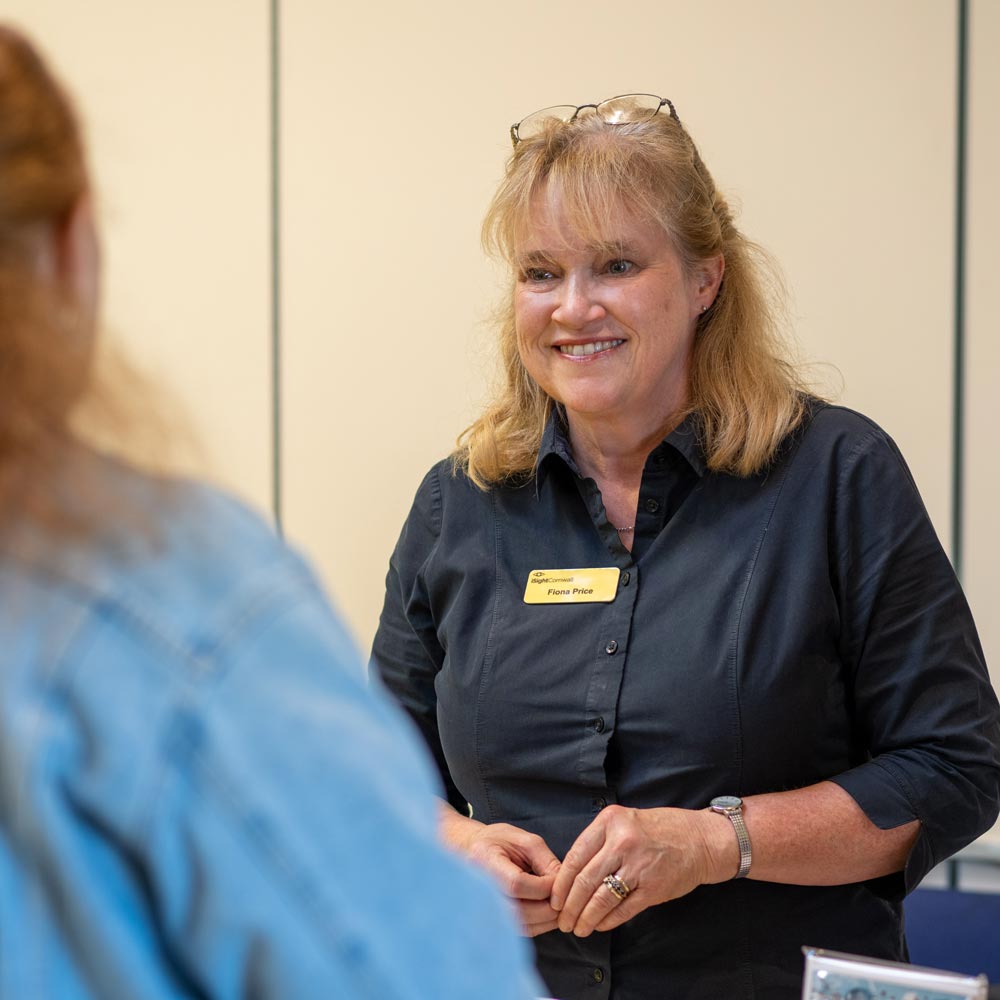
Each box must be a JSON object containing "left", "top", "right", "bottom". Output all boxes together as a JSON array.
[{"left": 523, "top": 567, "right": 621, "bottom": 604}]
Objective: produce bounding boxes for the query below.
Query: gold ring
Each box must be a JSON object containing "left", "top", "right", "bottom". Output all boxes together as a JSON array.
[{"left": 602, "top": 873, "right": 631, "bottom": 901}]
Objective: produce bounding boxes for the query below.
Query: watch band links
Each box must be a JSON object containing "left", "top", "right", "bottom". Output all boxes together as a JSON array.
[
  {"left": 725, "top": 808, "right": 752, "bottom": 879},
  {"left": 710, "top": 796, "right": 753, "bottom": 879}
]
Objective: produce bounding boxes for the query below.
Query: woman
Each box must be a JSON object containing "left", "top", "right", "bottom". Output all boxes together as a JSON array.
[
  {"left": 372, "top": 94, "right": 1000, "bottom": 999},
  {"left": 0, "top": 26, "right": 543, "bottom": 1000}
]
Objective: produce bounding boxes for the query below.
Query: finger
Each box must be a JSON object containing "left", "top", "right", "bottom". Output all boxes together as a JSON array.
[
  {"left": 571, "top": 873, "right": 630, "bottom": 938},
  {"left": 489, "top": 854, "right": 555, "bottom": 900},
  {"left": 506, "top": 867, "right": 556, "bottom": 902},
  {"left": 535, "top": 855, "right": 562, "bottom": 878},
  {"left": 594, "top": 892, "right": 644, "bottom": 934},
  {"left": 519, "top": 898, "right": 560, "bottom": 929},
  {"left": 512, "top": 831, "right": 561, "bottom": 878},
  {"left": 557, "top": 852, "right": 622, "bottom": 933},
  {"left": 524, "top": 918, "right": 561, "bottom": 938},
  {"left": 482, "top": 824, "right": 561, "bottom": 880},
  {"left": 551, "top": 816, "right": 610, "bottom": 910},
  {"left": 520, "top": 898, "right": 560, "bottom": 921}
]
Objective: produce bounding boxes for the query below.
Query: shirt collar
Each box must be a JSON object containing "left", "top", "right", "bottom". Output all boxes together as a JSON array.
[{"left": 534, "top": 408, "right": 707, "bottom": 498}]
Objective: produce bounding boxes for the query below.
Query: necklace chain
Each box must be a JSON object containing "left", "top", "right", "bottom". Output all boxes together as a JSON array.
[{"left": 614, "top": 525, "right": 634, "bottom": 533}]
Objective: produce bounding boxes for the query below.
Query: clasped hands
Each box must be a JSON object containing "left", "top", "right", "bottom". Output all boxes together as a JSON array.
[{"left": 456, "top": 805, "right": 736, "bottom": 938}]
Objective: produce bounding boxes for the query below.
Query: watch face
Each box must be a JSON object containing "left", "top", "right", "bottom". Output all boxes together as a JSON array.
[{"left": 710, "top": 795, "right": 743, "bottom": 810}]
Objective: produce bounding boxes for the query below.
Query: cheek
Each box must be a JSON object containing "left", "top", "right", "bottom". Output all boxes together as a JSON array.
[
  {"left": 514, "top": 323, "right": 540, "bottom": 372},
  {"left": 512, "top": 309, "right": 548, "bottom": 385},
  {"left": 512, "top": 306, "right": 525, "bottom": 349},
  {"left": 513, "top": 296, "right": 544, "bottom": 346}
]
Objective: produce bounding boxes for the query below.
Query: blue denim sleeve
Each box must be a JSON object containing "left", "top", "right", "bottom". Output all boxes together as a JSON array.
[
  {"left": 71, "top": 549, "right": 543, "bottom": 999},
  {"left": 825, "top": 429, "right": 1000, "bottom": 892}
]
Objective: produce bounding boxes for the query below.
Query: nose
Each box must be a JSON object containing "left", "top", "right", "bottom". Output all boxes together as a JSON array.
[{"left": 552, "top": 272, "right": 605, "bottom": 329}]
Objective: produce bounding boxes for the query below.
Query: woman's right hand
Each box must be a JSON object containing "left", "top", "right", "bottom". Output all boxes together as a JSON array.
[{"left": 440, "top": 806, "right": 562, "bottom": 937}]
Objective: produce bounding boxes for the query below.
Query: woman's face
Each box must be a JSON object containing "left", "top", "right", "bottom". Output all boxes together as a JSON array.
[{"left": 513, "top": 190, "right": 718, "bottom": 436}]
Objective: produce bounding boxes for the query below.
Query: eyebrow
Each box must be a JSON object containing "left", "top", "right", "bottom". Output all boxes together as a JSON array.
[
  {"left": 593, "top": 239, "right": 641, "bottom": 258},
  {"left": 516, "top": 251, "right": 554, "bottom": 267},
  {"left": 515, "top": 240, "right": 642, "bottom": 265}
]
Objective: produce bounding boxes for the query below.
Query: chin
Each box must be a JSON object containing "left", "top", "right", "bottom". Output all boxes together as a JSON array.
[{"left": 558, "top": 395, "right": 627, "bottom": 422}]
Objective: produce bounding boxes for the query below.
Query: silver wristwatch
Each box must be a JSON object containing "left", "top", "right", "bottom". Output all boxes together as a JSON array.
[{"left": 709, "top": 795, "right": 752, "bottom": 879}]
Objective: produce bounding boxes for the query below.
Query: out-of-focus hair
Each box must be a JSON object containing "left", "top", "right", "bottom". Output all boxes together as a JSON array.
[
  {"left": 456, "top": 102, "right": 810, "bottom": 488},
  {"left": 0, "top": 25, "right": 175, "bottom": 536}
]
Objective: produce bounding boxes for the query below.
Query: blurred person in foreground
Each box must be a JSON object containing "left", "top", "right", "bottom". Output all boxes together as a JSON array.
[
  {"left": 0, "top": 24, "right": 543, "bottom": 1000},
  {"left": 371, "top": 94, "right": 1000, "bottom": 998}
]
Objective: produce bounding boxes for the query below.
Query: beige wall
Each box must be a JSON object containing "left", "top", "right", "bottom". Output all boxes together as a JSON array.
[
  {"left": 966, "top": 1, "right": 1000, "bottom": 696},
  {"left": 281, "top": 0, "right": 959, "bottom": 660},
  {"left": 4, "top": 2, "right": 995, "bottom": 701},
  {"left": 4, "top": 2, "right": 273, "bottom": 512}
]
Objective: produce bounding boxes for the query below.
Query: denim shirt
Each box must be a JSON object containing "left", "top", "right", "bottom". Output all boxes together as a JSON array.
[{"left": 0, "top": 468, "right": 543, "bottom": 1000}]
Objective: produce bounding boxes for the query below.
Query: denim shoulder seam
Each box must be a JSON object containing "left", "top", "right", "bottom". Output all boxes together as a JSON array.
[{"left": 85, "top": 559, "right": 318, "bottom": 681}]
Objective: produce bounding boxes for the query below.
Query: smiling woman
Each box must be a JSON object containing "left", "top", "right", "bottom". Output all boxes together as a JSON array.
[
  {"left": 371, "top": 94, "right": 1000, "bottom": 1000},
  {"left": 460, "top": 101, "right": 808, "bottom": 496},
  {"left": 511, "top": 198, "right": 720, "bottom": 503}
]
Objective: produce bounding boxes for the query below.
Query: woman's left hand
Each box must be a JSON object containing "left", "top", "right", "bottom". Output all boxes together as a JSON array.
[{"left": 549, "top": 805, "right": 735, "bottom": 937}]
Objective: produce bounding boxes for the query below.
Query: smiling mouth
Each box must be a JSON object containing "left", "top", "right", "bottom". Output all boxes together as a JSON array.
[{"left": 556, "top": 339, "right": 625, "bottom": 357}]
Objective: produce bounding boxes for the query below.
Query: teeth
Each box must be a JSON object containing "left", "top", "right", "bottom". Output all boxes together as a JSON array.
[{"left": 558, "top": 339, "right": 624, "bottom": 357}]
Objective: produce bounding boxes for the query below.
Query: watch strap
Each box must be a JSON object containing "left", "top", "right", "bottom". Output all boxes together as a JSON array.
[
  {"left": 726, "top": 807, "right": 752, "bottom": 878},
  {"left": 710, "top": 797, "right": 752, "bottom": 879}
]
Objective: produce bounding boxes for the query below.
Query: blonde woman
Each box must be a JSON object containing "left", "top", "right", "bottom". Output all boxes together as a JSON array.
[{"left": 372, "top": 95, "right": 1000, "bottom": 999}]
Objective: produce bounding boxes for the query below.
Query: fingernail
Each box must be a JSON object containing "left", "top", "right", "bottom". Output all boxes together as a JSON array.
[{"left": 550, "top": 897, "right": 562, "bottom": 911}]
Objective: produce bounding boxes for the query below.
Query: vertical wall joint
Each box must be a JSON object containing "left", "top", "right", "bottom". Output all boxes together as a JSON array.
[
  {"left": 269, "top": 0, "right": 283, "bottom": 532},
  {"left": 952, "top": 0, "right": 968, "bottom": 578}
]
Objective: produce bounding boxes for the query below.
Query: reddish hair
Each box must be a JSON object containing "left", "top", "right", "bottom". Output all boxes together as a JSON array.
[
  {"left": 0, "top": 26, "right": 91, "bottom": 520},
  {"left": 0, "top": 25, "right": 180, "bottom": 539}
]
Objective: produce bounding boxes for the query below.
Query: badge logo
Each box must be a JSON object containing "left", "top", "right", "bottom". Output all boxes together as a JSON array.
[{"left": 523, "top": 567, "right": 621, "bottom": 604}]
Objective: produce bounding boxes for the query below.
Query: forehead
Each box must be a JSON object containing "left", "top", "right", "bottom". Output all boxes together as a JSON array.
[{"left": 514, "top": 183, "right": 670, "bottom": 257}]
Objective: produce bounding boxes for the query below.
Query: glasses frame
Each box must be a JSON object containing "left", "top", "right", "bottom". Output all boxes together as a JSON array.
[{"left": 509, "top": 93, "right": 679, "bottom": 147}]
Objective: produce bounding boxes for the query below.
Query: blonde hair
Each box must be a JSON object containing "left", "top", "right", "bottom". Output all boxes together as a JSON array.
[
  {"left": 0, "top": 25, "right": 175, "bottom": 537},
  {"left": 457, "top": 103, "right": 809, "bottom": 488}
]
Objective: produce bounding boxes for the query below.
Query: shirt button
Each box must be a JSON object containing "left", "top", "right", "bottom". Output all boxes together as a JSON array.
[
  {"left": 605, "top": 639, "right": 618, "bottom": 655},
  {"left": 592, "top": 967, "right": 605, "bottom": 984},
  {"left": 591, "top": 717, "right": 606, "bottom": 733},
  {"left": 645, "top": 498, "right": 660, "bottom": 513},
  {"left": 592, "top": 796, "right": 607, "bottom": 812},
  {"left": 620, "top": 570, "right": 631, "bottom": 586}
]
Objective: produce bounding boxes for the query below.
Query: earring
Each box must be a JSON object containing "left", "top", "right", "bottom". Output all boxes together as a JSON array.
[{"left": 701, "top": 304, "right": 708, "bottom": 313}]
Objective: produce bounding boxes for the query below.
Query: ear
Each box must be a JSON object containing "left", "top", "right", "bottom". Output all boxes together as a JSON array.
[
  {"left": 693, "top": 253, "right": 725, "bottom": 313},
  {"left": 54, "top": 193, "right": 101, "bottom": 321}
]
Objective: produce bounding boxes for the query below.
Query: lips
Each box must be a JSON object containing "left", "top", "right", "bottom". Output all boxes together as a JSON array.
[{"left": 556, "top": 339, "right": 624, "bottom": 357}]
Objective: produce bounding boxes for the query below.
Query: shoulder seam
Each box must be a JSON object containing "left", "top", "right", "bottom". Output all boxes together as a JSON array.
[
  {"left": 428, "top": 463, "right": 444, "bottom": 537},
  {"left": 81, "top": 559, "right": 319, "bottom": 679}
]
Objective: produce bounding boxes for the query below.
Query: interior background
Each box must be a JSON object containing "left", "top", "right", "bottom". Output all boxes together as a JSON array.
[{"left": 6, "top": 3, "right": 997, "bottom": 708}]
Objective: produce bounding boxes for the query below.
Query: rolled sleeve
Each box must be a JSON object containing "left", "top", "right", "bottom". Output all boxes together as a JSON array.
[{"left": 827, "top": 428, "right": 1000, "bottom": 890}]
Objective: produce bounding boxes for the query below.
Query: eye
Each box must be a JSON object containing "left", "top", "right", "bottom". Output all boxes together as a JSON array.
[
  {"left": 606, "top": 259, "right": 635, "bottom": 276},
  {"left": 521, "top": 266, "right": 557, "bottom": 283}
]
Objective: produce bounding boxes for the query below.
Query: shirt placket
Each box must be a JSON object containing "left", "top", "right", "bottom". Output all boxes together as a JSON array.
[{"left": 573, "top": 475, "right": 641, "bottom": 809}]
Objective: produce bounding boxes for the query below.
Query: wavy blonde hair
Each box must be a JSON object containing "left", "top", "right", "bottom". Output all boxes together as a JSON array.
[{"left": 456, "top": 103, "right": 809, "bottom": 488}]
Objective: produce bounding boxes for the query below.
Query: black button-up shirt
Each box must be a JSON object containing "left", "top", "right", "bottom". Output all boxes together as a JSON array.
[{"left": 372, "top": 403, "right": 1000, "bottom": 1000}]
